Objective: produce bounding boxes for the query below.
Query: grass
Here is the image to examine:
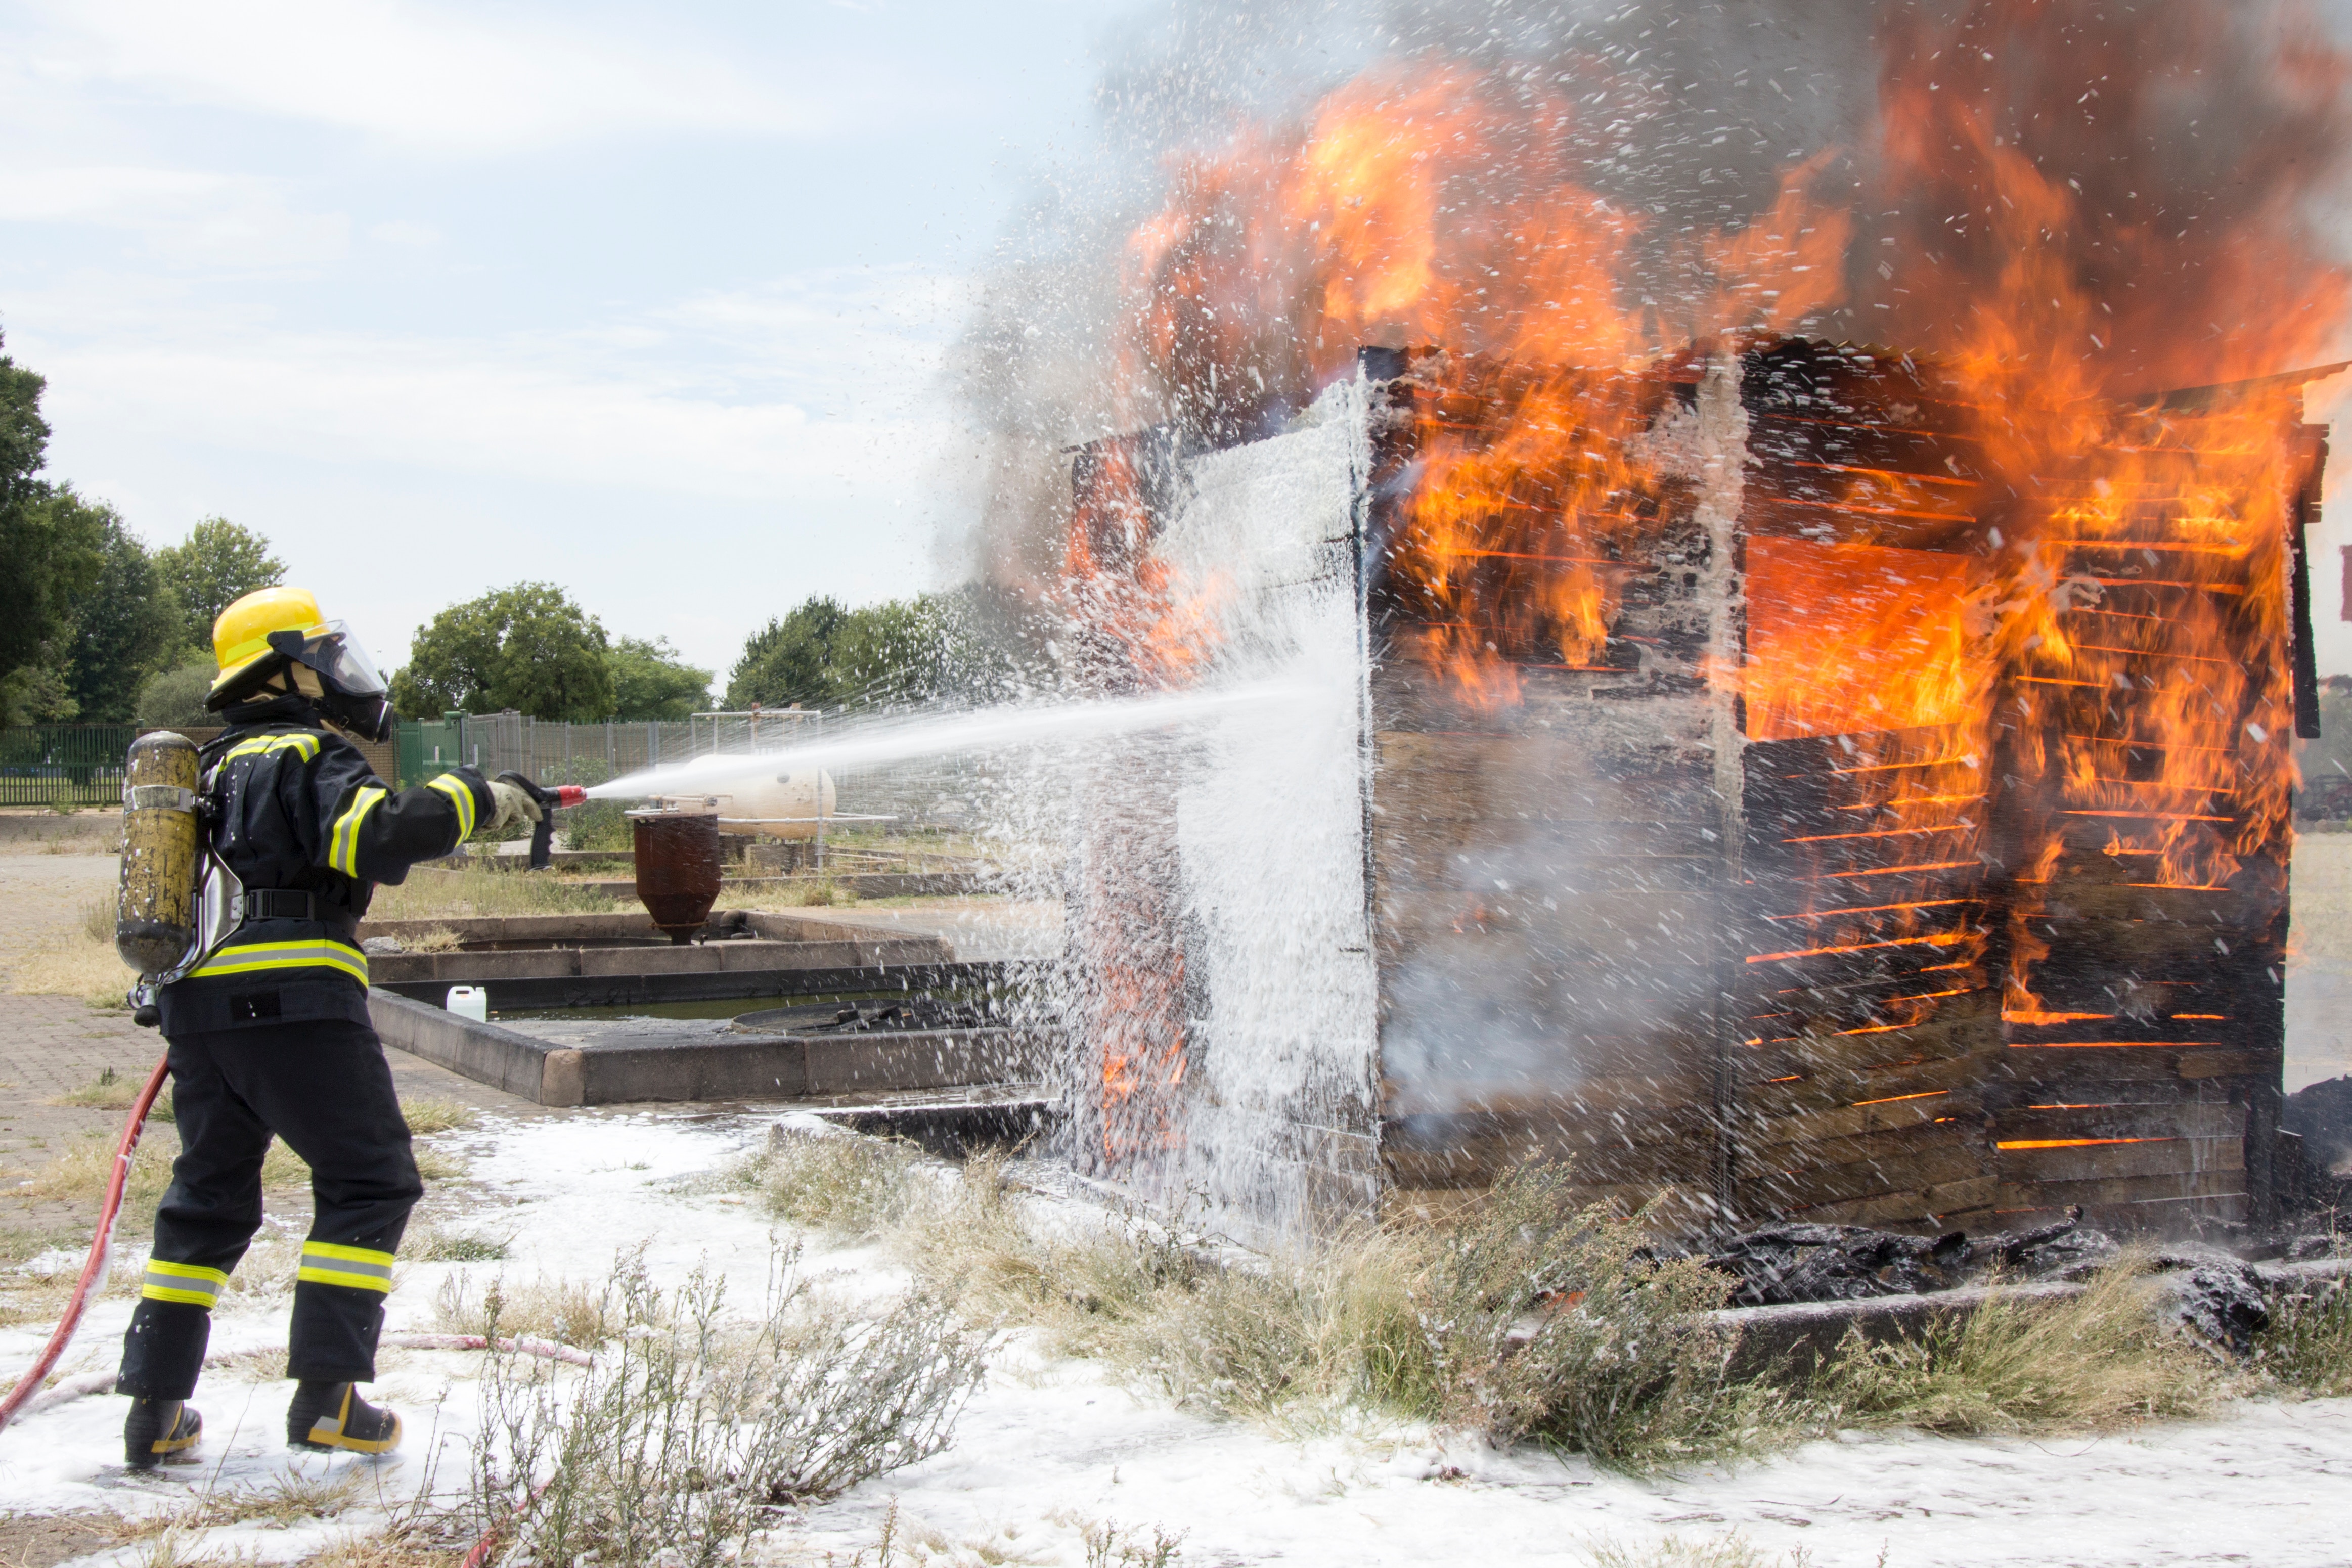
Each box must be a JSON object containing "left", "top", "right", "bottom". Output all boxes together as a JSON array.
[
  {"left": 737, "top": 1135, "right": 2280, "bottom": 1467},
  {"left": 402, "top": 1098, "right": 479, "bottom": 1135},
  {"left": 369, "top": 862, "right": 625, "bottom": 922},
  {"left": 733, "top": 1127, "right": 920, "bottom": 1236},
  {"left": 16, "top": 1124, "right": 181, "bottom": 1211},
  {"left": 434, "top": 1271, "right": 613, "bottom": 1349},
  {"left": 2254, "top": 1278, "right": 2352, "bottom": 1396},
  {"left": 1805, "top": 1258, "right": 2228, "bottom": 1435},
  {"left": 7, "top": 927, "right": 135, "bottom": 1005},
  {"left": 15, "top": 1124, "right": 462, "bottom": 1220},
  {"left": 405, "top": 1216, "right": 512, "bottom": 1262},
  {"left": 114, "top": 1468, "right": 370, "bottom": 1543},
  {"left": 737, "top": 1142, "right": 1774, "bottom": 1469},
  {"left": 53, "top": 1065, "right": 174, "bottom": 1122},
  {"left": 6, "top": 895, "right": 134, "bottom": 1006}
]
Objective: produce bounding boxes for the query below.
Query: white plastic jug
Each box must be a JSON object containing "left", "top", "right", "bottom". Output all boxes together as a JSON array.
[{"left": 446, "top": 985, "right": 489, "bottom": 1023}]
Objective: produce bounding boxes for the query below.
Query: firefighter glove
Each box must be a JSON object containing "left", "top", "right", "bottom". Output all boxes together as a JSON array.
[{"left": 484, "top": 779, "right": 543, "bottom": 834}]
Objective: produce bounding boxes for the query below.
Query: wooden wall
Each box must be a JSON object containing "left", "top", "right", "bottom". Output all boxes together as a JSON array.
[{"left": 1361, "top": 338, "right": 2306, "bottom": 1237}]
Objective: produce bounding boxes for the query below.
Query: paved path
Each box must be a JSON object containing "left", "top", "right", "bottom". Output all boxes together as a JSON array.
[{"left": 0, "top": 853, "right": 117, "bottom": 986}]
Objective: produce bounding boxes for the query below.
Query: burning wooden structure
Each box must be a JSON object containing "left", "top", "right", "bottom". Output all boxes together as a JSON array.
[{"left": 1060, "top": 336, "right": 2335, "bottom": 1239}]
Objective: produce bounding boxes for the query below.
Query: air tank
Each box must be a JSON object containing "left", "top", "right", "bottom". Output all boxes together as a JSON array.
[{"left": 116, "top": 732, "right": 202, "bottom": 978}]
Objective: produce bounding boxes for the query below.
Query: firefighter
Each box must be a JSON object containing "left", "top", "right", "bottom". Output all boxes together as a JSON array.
[{"left": 118, "top": 586, "right": 544, "bottom": 1469}]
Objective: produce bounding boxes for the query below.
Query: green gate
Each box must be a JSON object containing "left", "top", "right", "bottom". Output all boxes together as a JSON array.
[{"left": 0, "top": 725, "right": 140, "bottom": 807}]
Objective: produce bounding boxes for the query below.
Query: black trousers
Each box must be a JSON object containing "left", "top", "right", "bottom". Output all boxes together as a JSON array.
[{"left": 116, "top": 1017, "right": 423, "bottom": 1400}]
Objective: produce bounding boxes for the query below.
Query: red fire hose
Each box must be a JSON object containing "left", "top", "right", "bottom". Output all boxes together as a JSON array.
[{"left": 0, "top": 1055, "right": 171, "bottom": 1435}]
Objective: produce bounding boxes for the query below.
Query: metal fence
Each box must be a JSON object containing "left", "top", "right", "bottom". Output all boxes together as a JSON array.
[
  {"left": 393, "top": 710, "right": 821, "bottom": 789},
  {"left": 3, "top": 713, "right": 979, "bottom": 826},
  {"left": 0, "top": 724, "right": 140, "bottom": 807}
]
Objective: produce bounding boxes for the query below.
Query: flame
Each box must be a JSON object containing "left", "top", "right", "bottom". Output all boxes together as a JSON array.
[{"left": 1074, "top": 12, "right": 2345, "bottom": 1134}]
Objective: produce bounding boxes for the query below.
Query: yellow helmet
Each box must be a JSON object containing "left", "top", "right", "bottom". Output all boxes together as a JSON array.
[
  {"left": 206, "top": 586, "right": 394, "bottom": 742},
  {"left": 209, "top": 586, "right": 328, "bottom": 701}
]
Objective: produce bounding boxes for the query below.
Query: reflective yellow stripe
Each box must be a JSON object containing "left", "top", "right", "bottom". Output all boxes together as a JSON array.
[
  {"left": 302, "top": 1241, "right": 395, "bottom": 1267},
  {"left": 328, "top": 786, "right": 387, "bottom": 876},
  {"left": 217, "top": 622, "right": 328, "bottom": 670},
  {"left": 143, "top": 1259, "right": 229, "bottom": 1308},
  {"left": 298, "top": 1267, "right": 393, "bottom": 1291},
  {"left": 189, "top": 939, "right": 369, "bottom": 986},
  {"left": 426, "top": 773, "right": 477, "bottom": 841},
  {"left": 223, "top": 732, "right": 321, "bottom": 764},
  {"left": 298, "top": 1240, "right": 394, "bottom": 1294}
]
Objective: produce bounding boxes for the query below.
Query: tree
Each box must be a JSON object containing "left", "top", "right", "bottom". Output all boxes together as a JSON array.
[
  {"left": 606, "top": 637, "right": 711, "bottom": 721},
  {"left": 724, "top": 597, "right": 849, "bottom": 710},
  {"left": 721, "top": 587, "right": 1046, "bottom": 714},
  {"left": 389, "top": 582, "right": 614, "bottom": 721},
  {"left": 0, "top": 336, "right": 107, "bottom": 721},
  {"left": 156, "top": 517, "right": 284, "bottom": 651},
  {"left": 61, "top": 497, "right": 185, "bottom": 722},
  {"left": 135, "top": 657, "right": 219, "bottom": 728}
]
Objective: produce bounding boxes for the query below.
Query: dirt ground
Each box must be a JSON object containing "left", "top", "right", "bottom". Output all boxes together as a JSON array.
[{"left": 0, "top": 1510, "right": 126, "bottom": 1568}]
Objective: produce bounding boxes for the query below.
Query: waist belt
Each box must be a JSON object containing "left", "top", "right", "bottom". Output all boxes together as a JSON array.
[{"left": 236, "top": 888, "right": 317, "bottom": 921}]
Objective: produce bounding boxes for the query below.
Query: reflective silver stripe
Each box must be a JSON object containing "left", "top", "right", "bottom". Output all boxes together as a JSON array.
[
  {"left": 298, "top": 1241, "right": 395, "bottom": 1293},
  {"left": 426, "top": 774, "right": 476, "bottom": 840},
  {"left": 328, "top": 786, "right": 387, "bottom": 876},
  {"left": 142, "top": 1260, "right": 228, "bottom": 1307}
]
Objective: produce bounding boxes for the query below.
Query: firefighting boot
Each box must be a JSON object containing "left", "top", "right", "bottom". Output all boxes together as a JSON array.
[
  {"left": 123, "top": 1398, "right": 202, "bottom": 1468},
  {"left": 287, "top": 1380, "right": 402, "bottom": 1454}
]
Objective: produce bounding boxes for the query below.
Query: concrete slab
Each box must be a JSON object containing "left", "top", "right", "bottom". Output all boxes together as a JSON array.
[{"left": 370, "top": 987, "right": 1057, "bottom": 1107}]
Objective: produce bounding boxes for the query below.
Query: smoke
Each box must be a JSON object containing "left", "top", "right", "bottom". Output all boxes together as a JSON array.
[{"left": 948, "top": 0, "right": 2352, "bottom": 587}]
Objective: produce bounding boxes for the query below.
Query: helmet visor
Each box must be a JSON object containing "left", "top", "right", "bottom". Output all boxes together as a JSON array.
[{"left": 314, "top": 622, "right": 388, "bottom": 697}]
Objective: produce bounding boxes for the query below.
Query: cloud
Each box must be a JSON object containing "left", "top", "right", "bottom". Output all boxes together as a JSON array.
[
  {"left": 0, "top": 165, "right": 350, "bottom": 266},
  {"left": 14, "top": 262, "right": 979, "bottom": 508},
  {"left": 20, "top": 0, "right": 889, "bottom": 153}
]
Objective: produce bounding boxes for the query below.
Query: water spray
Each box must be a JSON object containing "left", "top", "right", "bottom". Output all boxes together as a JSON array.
[{"left": 583, "top": 681, "right": 1318, "bottom": 804}]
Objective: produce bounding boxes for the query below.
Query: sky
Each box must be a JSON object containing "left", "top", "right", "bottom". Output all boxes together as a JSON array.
[
  {"left": 6, "top": 0, "right": 2350, "bottom": 688},
  {"left": 0, "top": 0, "right": 1139, "bottom": 683}
]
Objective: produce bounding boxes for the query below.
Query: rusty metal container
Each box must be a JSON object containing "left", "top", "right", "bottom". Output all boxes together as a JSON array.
[{"left": 630, "top": 808, "right": 722, "bottom": 944}]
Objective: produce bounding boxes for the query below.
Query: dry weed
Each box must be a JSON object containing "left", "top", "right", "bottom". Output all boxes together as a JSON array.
[
  {"left": 51, "top": 1065, "right": 174, "bottom": 1122},
  {"left": 129, "top": 1525, "right": 265, "bottom": 1568},
  {"left": 1806, "top": 1257, "right": 2225, "bottom": 1434},
  {"left": 17, "top": 1125, "right": 180, "bottom": 1210},
  {"left": 7, "top": 927, "right": 135, "bottom": 1005},
  {"left": 434, "top": 1272, "right": 612, "bottom": 1349},
  {"left": 1585, "top": 1534, "right": 1812, "bottom": 1568},
  {"left": 405, "top": 1214, "right": 511, "bottom": 1262},
  {"left": 369, "top": 864, "right": 623, "bottom": 922},
  {"left": 114, "top": 1468, "right": 369, "bottom": 1543},
  {"left": 401, "top": 1099, "right": 478, "bottom": 1135},
  {"left": 288, "top": 1520, "right": 465, "bottom": 1568},
  {"left": 408, "top": 927, "right": 463, "bottom": 953},
  {"left": 788, "top": 878, "right": 857, "bottom": 907},
  {"left": 887, "top": 1156, "right": 1772, "bottom": 1469},
  {"left": 464, "top": 1247, "right": 988, "bottom": 1566},
  {"left": 2254, "top": 1278, "right": 2352, "bottom": 1396},
  {"left": 737, "top": 1128, "right": 920, "bottom": 1237},
  {"left": 0, "top": 1267, "right": 79, "bottom": 1329}
]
